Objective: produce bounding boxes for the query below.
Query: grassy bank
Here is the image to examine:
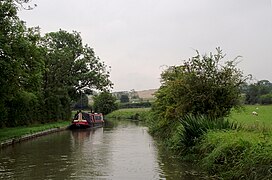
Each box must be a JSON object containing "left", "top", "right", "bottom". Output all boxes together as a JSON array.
[
  {"left": 106, "top": 108, "right": 150, "bottom": 120},
  {"left": 198, "top": 130, "right": 272, "bottom": 179},
  {"left": 0, "top": 121, "right": 69, "bottom": 142},
  {"left": 146, "top": 105, "right": 272, "bottom": 179},
  {"left": 194, "top": 105, "right": 272, "bottom": 179}
]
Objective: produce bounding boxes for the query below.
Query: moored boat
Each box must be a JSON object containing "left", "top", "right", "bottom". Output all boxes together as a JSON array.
[{"left": 69, "top": 111, "right": 104, "bottom": 129}]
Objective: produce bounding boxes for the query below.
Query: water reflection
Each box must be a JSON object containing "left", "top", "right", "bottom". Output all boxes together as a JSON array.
[{"left": 0, "top": 119, "right": 202, "bottom": 179}]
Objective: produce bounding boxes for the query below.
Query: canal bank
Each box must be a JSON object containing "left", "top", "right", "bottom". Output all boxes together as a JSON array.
[
  {"left": 107, "top": 108, "right": 272, "bottom": 179},
  {"left": 0, "top": 126, "right": 67, "bottom": 148},
  {"left": 0, "top": 121, "right": 70, "bottom": 148}
]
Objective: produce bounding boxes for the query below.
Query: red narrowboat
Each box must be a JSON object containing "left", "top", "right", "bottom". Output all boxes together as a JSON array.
[{"left": 70, "top": 111, "right": 104, "bottom": 129}]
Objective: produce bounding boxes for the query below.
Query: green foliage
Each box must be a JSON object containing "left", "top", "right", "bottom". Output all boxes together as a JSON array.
[
  {"left": 118, "top": 101, "right": 152, "bottom": 109},
  {"left": 0, "top": 2, "right": 112, "bottom": 127},
  {"left": 198, "top": 130, "right": 272, "bottom": 179},
  {"left": 148, "top": 48, "right": 246, "bottom": 149},
  {"left": 106, "top": 108, "right": 150, "bottom": 120},
  {"left": 153, "top": 48, "right": 246, "bottom": 119},
  {"left": 41, "top": 30, "right": 112, "bottom": 98},
  {"left": 259, "top": 93, "right": 272, "bottom": 105},
  {"left": 93, "top": 91, "right": 118, "bottom": 115},
  {"left": 40, "top": 30, "right": 112, "bottom": 122},
  {"left": 0, "top": 1, "right": 44, "bottom": 127},
  {"left": 179, "top": 115, "right": 239, "bottom": 148},
  {"left": 230, "top": 105, "right": 272, "bottom": 129},
  {"left": 7, "top": 91, "right": 39, "bottom": 127},
  {"left": 0, "top": 121, "right": 69, "bottom": 142},
  {"left": 245, "top": 80, "right": 272, "bottom": 104},
  {"left": 72, "top": 94, "right": 89, "bottom": 109},
  {"left": 120, "top": 94, "right": 129, "bottom": 103}
]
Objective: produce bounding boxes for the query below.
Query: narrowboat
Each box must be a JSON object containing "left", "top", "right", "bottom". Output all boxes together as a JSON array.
[{"left": 69, "top": 111, "right": 104, "bottom": 129}]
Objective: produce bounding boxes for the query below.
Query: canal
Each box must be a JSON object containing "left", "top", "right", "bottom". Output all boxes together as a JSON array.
[{"left": 0, "top": 120, "right": 202, "bottom": 179}]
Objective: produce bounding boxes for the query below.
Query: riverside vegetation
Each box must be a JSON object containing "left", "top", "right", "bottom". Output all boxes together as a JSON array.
[
  {"left": 108, "top": 49, "right": 272, "bottom": 179},
  {"left": 1, "top": 1, "right": 272, "bottom": 179},
  {"left": 106, "top": 108, "right": 150, "bottom": 120},
  {"left": 0, "top": 1, "right": 112, "bottom": 128},
  {"left": 106, "top": 105, "right": 272, "bottom": 180}
]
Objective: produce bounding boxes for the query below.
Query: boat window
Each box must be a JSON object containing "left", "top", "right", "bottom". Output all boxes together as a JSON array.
[{"left": 94, "top": 115, "right": 102, "bottom": 120}]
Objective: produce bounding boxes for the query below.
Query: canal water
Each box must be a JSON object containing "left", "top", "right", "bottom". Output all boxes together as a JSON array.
[{"left": 0, "top": 120, "right": 203, "bottom": 179}]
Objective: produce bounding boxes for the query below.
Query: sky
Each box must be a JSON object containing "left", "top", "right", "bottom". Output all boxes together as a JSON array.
[{"left": 18, "top": 0, "right": 272, "bottom": 91}]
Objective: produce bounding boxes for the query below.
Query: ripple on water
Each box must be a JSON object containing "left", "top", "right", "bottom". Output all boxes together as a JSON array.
[{"left": 0, "top": 120, "right": 203, "bottom": 179}]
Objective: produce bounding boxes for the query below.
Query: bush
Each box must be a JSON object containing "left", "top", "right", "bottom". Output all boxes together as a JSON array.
[
  {"left": 153, "top": 48, "right": 246, "bottom": 119},
  {"left": 179, "top": 115, "right": 239, "bottom": 148},
  {"left": 93, "top": 91, "right": 118, "bottom": 115}
]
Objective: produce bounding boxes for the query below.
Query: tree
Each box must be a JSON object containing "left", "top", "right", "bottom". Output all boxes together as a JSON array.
[
  {"left": 0, "top": 1, "right": 113, "bottom": 127},
  {"left": 41, "top": 30, "right": 112, "bottom": 98},
  {"left": 0, "top": 0, "right": 43, "bottom": 126},
  {"left": 40, "top": 30, "right": 112, "bottom": 121},
  {"left": 259, "top": 94, "right": 272, "bottom": 105},
  {"left": 73, "top": 94, "right": 89, "bottom": 109},
  {"left": 120, "top": 94, "right": 129, "bottom": 103},
  {"left": 93, "top": 92, "right": 118, "bottom": 115},
  {"left": 150, "top": 48, "right": 246, "bottom": 137},
  {"left": 245, "top": 80, "right": 272, "bottom": 104}
]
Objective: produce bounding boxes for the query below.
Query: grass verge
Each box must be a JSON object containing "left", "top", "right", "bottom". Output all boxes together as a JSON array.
[
  {"left": 106, "top": 108, "right": 150, "bottom": 121},
  {"left": 0, "top": 121, "right": 69, "bottom": 142},
  {"left": 197, "top": 130, "right": 272, "bottom": 179},
  {"left": 147, "top": 105, "right": 272, "bottom": 179}
]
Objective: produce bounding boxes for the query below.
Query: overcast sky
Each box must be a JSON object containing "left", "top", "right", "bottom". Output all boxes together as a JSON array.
[{"left": 18, "top": 0, "right": 272, "bottom": 91}]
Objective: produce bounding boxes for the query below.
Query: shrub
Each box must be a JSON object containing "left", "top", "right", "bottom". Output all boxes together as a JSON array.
[
  {"left": 179, "top": 115, "right": 239, "bottom": 148},
  {"left": 93, "top": 91, "right": 118, "bottom": 115}
]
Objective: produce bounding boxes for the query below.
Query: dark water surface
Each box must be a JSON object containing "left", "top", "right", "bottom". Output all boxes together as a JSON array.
[{"left": 0, "top": 120, "right": 202, "bottom": 179}]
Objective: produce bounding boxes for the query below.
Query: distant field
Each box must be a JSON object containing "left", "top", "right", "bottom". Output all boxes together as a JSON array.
[{"left": 230, "top": 105, "right": 272, "bottom": 129}]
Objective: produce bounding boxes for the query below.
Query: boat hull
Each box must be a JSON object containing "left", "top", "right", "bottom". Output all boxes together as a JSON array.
[
  {"left": 69, "top": 122, "right": 104, "bottom": 129},
  {"left": 69, "top": 112, "right": 104, "bottom": 129}
]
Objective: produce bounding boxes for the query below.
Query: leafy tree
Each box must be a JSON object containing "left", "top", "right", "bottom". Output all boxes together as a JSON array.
[
  {"left": 245, "top": 84, "right": 259, "bottom": 104},
  {"left": 0, "top": 0, "right": 43, "bottom": 126},
  {"left": 120, "top": 94, "right": 129, "bottom": 103},
  {"left": 245, "top": 80, "right": 272, "bottom": 104},
  {"left": 0, "top": 1, "right": 113, "bottom": 127},
  {"left": 259, "top": 94, "right": 272, "bottom": 105},
  {"left": 73, "top": 94, "right": 89, "bottom": 109},
  {"left": 40, "top": 30, "right": 112, "bottom": 121},
  {"left": 93, "top": 91, "right": 118, "bottom": 115},
  {"left": 149, "top": 48, "right": 246, "bottom": 137},
  {"left": 41, "top": 30, "right": 112, "bottom": 98}
]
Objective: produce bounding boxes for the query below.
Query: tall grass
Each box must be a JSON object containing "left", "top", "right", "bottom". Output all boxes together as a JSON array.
[
  {"left": 179, "top": 115, "right": 239, "bottom": 148},
  {"left": 198, "top": 130, "right": 272, "bottom": 179}
]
